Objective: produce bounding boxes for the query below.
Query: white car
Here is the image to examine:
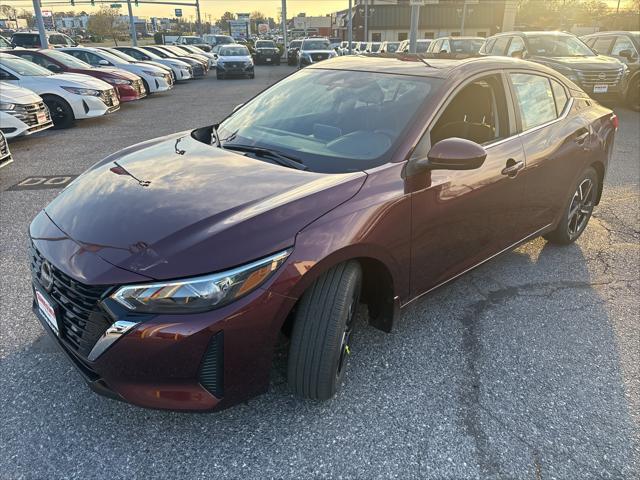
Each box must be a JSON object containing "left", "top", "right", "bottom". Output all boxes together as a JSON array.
[
  {"left": 0, "top": 131, "right": 12, "bottom": 169},
  {"left": 59, "top": 46, "right": 173, "bottom": 94},
  {"left": 174, "top": 44, "right": 217, "bottom": 68},
  {"left": 215, "top": 44, "right": 254, "bottom": 79},
  {"left": 0, "top": 53, "right": 119, "bottom": 129},
  {"left": 0, "top": 81, "right": 53, "bottom": 138},
  {"left": 111, "top": 46, "right": 193, "bottom": 81}
]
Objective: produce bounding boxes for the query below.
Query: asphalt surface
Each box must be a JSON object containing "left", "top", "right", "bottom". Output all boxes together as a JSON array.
[{"left": 1, "top": 65, "right": 638, "bottom": 480}]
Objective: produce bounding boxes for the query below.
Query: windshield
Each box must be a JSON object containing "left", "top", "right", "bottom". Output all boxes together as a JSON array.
[
  {"left": 44, "top": 49, "right": 91, "bottom": 68},
  {"left": 528, "top": 35, "right": 595, "bottom": 57},
  {"left": 183, "top": 37, "right": 201, "bottom": 44},
  {"left": 136, "top": 47, "right": 160, "bottom": 59},
  {"left": 217, "top": 69, "right": 441, "bottom": 173},
  {"left": 0, "top": 36, "right": 10, "bottom": 48},
  {"left": 219, "top": 46, "right": 249, "bottom": 56},
  {"left": 0, "top": 56, "right": 52, "bottom": 76},
  {"left": 94, "top": 49, "right": 128, "bottom": 64},
  {"left": 289, "top": 40, "right": 302, "bottom": 48},
  {"left": 256, "top": 41, "right": 275, "bottom": 48},
  {"left": 302, "top": 39, "right": 330, "bottom": 50},
  {"left": 104, "top": 48, "right": 137, "bottom": 62},
  {"left": 451, "top": 39, "right": 484, "bottom": 54},
  {"left": 370, "top": 43, "right": 381, "bottom": 52}
]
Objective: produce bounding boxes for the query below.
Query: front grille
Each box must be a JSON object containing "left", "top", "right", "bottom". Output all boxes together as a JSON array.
[
  {"left": 311, "top": 53, "right": 329, "bottom": 61},
  {"left": 193, "top": 64, "right": 204, "bottom": 76},
  {"left": 30, "top": 244, "right": 112, "bottom": 358},
  {"left": 199, "top": 332, "right": 224, "bottom": 398},
  {"left": 0, "top": 133, "right": 9, "bottom": 158},
  {"left": 12, "top": 101, "right": 51, "bottom": 127},
  {"left": 577, "top": 69, "right": 624, "bottom": 87}
]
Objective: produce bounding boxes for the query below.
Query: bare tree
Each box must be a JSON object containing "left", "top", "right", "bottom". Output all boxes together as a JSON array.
[{"left": 87, "top": 6, "right": 128, "bottom": 45}]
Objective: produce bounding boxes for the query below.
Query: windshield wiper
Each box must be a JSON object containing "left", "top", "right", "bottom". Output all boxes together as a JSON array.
[{"left": 223, "top": 144, "right": 308, "bottom": 171}]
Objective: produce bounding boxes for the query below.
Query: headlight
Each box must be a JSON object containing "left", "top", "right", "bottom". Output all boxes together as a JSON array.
[
  {"left": 329, "top": 51, "right": 337, "bottom": 58},
  {"left": 61, "top": 86, "right": 102, "bottom": 96},
  {"left": 106, "top": 78, "right": 132, "bottom": 85},
  {"left": 111, "top": 249, "right": 292, "bottom": 313},
  {"left": 142, "top": 70, "right": 164, "bottom": 77},
  {"left": 0, "top": 102, "right": 15, "bottom": 111}
]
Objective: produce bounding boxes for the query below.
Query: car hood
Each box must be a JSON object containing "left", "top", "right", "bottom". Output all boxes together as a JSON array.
[
  {"left": 0, "top": 81, "right": 41, "bottom": 103},
  {"left": 126, "top": 62, "right": 168, "bottom": 73},
  {"left": 531, "top": 55, "right": 623, "bottom": 71},
  {"left": 301, "top": 50, "right": 334, "bottom": 55},
  {"left": 44, "top": 132, "right": 366, "bottom": 280},
  {"left": 49, "top": 72, "right": 112, "bottom": 89}
]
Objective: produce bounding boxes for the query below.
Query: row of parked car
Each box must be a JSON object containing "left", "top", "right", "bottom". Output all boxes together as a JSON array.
[
  {"left": 299, "top": 30, "right": 638, "bottom": 110},
  {"left": 0, "top": 36, "right": 262, "bottom": 168}
]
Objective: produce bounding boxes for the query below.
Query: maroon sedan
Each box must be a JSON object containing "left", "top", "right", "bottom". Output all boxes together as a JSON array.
[
  {"left": 29, "top": 56, "right": 616, "bottom": 411},
  {"left": 11, "top": 49, "right": 146, "bottom": 102}
]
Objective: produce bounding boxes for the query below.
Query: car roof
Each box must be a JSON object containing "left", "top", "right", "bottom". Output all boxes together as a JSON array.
[
  {"left": 581, "top": 31, "right": 638, "bottom": 37},
  {"left": 308, "top": 55, "right": 559, "bottom": 79},
  {"left": 436, "top": 36, "right": 483, "bottom": 40},
  {"left": 493, "top": 31, "right": 575, "bottom": 37}
]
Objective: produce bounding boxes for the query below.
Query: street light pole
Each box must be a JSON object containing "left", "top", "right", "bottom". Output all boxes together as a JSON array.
[
  {"left": 364, "top": 0, "right": 368, "bottom": 43},
  {"left": 32, "top": 0, "right": 48, "bottom": 49},
  {"left": 126, "top": 0, "right": 138, "bottom": 46},
  {"left": 281, "top": 0, "right": 288, "bottom": 61},
  {"left": 460, "top": 0, "right": 467, "bottom": 35},
  {"left": 348, "top": 0, "right": 353, "bottom": 54},
  {"left": 195, "top": 0, "right": 202, "bottom": 35},
  {"left": 409, "top": 3, "right": 420, "bottom": 54}
]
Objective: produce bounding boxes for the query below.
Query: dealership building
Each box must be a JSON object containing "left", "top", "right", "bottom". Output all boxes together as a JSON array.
[{"left": 331, "top": 0, "right": 517, "bottom": 42}]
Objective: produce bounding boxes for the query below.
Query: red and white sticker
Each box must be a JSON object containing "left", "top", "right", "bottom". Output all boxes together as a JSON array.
[{"left": 36, "top": 290, "right": 58, "bottom": 335}]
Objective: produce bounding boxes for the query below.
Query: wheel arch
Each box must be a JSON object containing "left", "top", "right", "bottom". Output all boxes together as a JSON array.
[{"left": 590, "top": 160, "right": 605, "bottom": 205}]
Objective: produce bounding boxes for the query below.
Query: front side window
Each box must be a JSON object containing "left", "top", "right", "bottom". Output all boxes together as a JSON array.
[
  {"left": 12, "top": 34, "right": 38, "bottom": 47},
  {"left": 217, "top": 69, "right": 441, "bottom": 173},
  {"left": 506, "top": 36, "right": 525, "bottom": 57},
  {"left": 430, "top": 74, "right": 509, "bottom": 146},
  {"left": 45, "top": 50, "right": 91, "bottom": 68},
  {"left": 611, "top": 36, "right": 637, "bottom": 57},
  {"left": 510, "top": 73, "right": 558, "bottom": 130},
  {"left": 592, "top": 37, "right": 614, "bottom": 54},
  {"left": 491, "top": 36, "right": 510, "bottom": 55}
]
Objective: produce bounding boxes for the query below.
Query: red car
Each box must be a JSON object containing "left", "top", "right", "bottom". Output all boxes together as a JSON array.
[
  {"left": 11, "top": 49, "right": 146, "bottom": 102},
  {"left": 29, "top": 56, "right": 616, "bottom": 411}
]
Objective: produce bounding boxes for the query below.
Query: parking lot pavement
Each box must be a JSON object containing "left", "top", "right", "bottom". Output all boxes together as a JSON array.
[{"left": 1, "top": 65, "right": 638, "bottom": 479}]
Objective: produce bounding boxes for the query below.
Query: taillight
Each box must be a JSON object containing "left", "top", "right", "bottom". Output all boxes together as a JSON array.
[{"left": 611, "top": 113, "right": 619, "bottom": 130}]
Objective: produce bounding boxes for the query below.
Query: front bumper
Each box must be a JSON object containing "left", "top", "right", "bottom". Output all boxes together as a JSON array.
[
  {"left": 73, "top": 89, "right": 120, "bottom": 120},
  {"left": 0, "top": 103, "right": 53, "bottom": 139},
  {"left": 114, "top": 80, "right": 147, "bottom": 102},
  {"left": 147, "top": 73, "right": 174, "bottom": 93},
  {"left": 29, "top": 219, "right": 295, "bottom": 411},
  {"left": 255, "top": 52, "right": 280, "bottom": 63},
  {"left": 216, "top": 63, "right": 254, "bottom": 76}
]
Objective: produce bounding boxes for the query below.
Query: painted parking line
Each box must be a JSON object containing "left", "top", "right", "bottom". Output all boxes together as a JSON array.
[{"left": 7, "top": 176, "right": 78, "bottom": 191}]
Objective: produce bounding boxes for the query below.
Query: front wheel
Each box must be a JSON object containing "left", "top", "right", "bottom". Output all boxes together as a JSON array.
[
  {"left": 42, "top": 95, "right": 74, "bottom": 129},
  {"left": 287, "top": 261, "right": 362, "bottom": 400},
  {"left": 544, "top": 167, "right": 599, "bottom": 245}
]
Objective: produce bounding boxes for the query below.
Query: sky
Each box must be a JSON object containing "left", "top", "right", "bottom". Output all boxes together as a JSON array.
[{"left": 4, "top": 0, "right": 638, "bottom": 23}]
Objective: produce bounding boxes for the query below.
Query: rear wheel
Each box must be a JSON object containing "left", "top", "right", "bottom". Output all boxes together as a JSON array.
[
  {"left": 544, "top": 167, "right": 599, "bottom": 245},
  {"left": 287, "top": 261, "right": 362, "bottom": 400},
  {"left": 42, "top": 95, "right": 74, "bottom": 129}
]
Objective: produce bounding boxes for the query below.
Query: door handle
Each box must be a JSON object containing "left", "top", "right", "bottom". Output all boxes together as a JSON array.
[{"left": 501, "top": 159, "right": 525, "bottom": 177}]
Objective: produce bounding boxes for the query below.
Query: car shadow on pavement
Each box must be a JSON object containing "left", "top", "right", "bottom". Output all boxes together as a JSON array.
[{"left": 2, "top": 231, "right": 638, "bottom": 479}]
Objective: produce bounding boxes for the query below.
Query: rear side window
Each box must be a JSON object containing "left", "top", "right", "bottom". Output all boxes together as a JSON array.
[
  {"left": 491, "top": 37, "right": 510, "bottom": 55},
  {"left": 550, "top": 79, "right": 569, "bottom": 116},
  {"left": 483, "top": 38, "right": 496, "bottom": 53},
  {"left": 506, "top": 37, "right": 525, "bottom": 57},
  {"left": 510, "top": 73, "right": 557, "bottom": 131}
]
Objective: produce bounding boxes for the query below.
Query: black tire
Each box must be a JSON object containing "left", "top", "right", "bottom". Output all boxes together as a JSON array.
[
  {"left": 544, "top": 167, "right": 599, "bottom": 245},
  {"left": 627, "top": 75, "right": 639, "bottom": 112},
  {"left": 249, "top": 73, "right": 255, "bottom": 79},
  {"left": 42, "top": 95, "right": 74, "bottom": 129},
  {"left": 216, "top": 73, "right": 223, "bottom": 80},
  {"left": 141, "top": 78, "right": 151, "bottom": 95},
  {"left": 287, "top": 261, "right": 362, "bottom": 400}
]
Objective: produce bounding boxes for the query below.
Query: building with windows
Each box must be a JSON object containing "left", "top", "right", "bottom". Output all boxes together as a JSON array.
[{"left": 331, "top": 0, "right": 517, "bottom": 42}]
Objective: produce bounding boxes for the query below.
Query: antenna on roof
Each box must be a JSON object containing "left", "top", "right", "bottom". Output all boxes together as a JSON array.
[{"left": 419, "top": 57, "right": 432, "bottom": 67}]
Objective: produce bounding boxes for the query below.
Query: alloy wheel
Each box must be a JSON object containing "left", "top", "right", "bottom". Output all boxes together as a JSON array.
[
  {"left": 567, "top": 177, "right": 595, "bottom": 239},
  {"left": 336, "top": 286, "right": 360, "bottom": 378}
]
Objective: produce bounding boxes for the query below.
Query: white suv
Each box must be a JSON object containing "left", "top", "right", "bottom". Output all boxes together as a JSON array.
[
  {"left": 0, "top": 82, "right": 53, "bottom": 138},
  {"left": 60, "top": 46, "right": 174, "bottom": 94},
  {"left": 0, "top": 53, "right": 119, "bottom": 129}
]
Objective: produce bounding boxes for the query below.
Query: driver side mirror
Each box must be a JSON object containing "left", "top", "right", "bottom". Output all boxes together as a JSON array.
[
  {"left": 232, "top": 103, "right": 244, "bottom": 113},
  {"left": 617, "top": 49, "right": 636, "bottom": 60},
  {"left": 408, "top": 137, "right": 487, "bottom": 175},
  {"left": 98, "top": 59, "right": 110, "bottom": 66}
]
